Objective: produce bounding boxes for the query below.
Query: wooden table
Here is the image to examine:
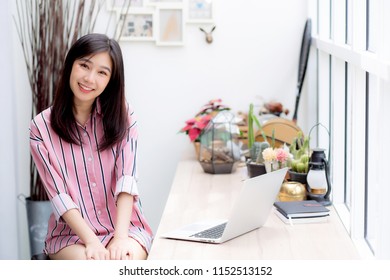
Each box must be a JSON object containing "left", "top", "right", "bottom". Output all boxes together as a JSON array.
[{"left": 148, "top": 159, "right": 360, "bottom": 260}]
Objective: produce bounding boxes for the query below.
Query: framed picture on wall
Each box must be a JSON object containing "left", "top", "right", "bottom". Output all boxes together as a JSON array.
[
  {"left": 106, "top": 0, "right": 144, "bottom": 12},
  {"left": 156, "top": 6, "right": 184, "bottom": 46},
  {"left": 187, "top": 0, "right": 213, "bottom": 23},
  {"left": 147, "top": 0, "right": 183, "bottom": 5},
  {"left": 117, "top": 11, "right": 155, "bottom": 41}
]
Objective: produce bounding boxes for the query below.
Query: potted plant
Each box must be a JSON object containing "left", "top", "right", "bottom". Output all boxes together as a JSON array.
[
  {"left": 261, "top": 146, "right": 290, "bottom": 173},
  {"left": 288, "top": 131, "right": 310, "bottom": 184},
  {"left": 180, "top": 99, "right": 230, "bottom": 158},
  {"left": 14, "top": 0, "right": 129, "bottom": 257},
  {"left": 245, "top": 103, "right": 271, "bottom": 178}
]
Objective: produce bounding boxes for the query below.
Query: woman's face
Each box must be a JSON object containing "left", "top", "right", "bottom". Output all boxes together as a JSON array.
[{"left": 70, "top": 51, "right": 112, "bottom": 108}]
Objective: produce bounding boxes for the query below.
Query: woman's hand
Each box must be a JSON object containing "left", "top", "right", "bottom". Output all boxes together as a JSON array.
[
  {"left": 85, "top": 241, "right": 110, "bottom": 260},
  {"left": 109, "top": 192, "right": 135, "bottom": 260},
  {"left": 62, "top": 209, "right": 110, "bottom": 260},
  {"left": 107, "top": 236, "right": 133, "bottom": 260}
]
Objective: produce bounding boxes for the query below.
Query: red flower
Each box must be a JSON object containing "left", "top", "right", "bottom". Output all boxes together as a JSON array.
[
  {"left": 195, "top": 98, "right": 230, "bottom": 116},
  {"left": 180, "top": 114, "right": 212, "bottom": 142},
  {"left": 180, "top": 99, "right": 230, "bottom": 142}
]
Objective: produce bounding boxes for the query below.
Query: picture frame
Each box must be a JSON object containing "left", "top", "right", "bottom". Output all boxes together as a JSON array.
[
  {"left": 147, "top": 0, "right": 183, "bottom": 6},
  {"left": 117, "top": 10, "right": 155, "bottom": 41},
  {"left": 156, "top": 6, "right": 184, "bottom": 46},
  {"left": 106, "top": 0, "right": 144, "bottom": 12},
  {"left": 186, "top": 0, "right": 214, "bottom": 23}
]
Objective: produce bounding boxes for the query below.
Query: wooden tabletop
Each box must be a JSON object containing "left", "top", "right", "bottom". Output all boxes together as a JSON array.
[{"left": 148, "top": 159, "right": 360, "bottom": 260}]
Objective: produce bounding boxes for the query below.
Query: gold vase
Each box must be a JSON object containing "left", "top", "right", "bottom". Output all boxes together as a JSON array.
[{"left": 278, "top": 181, "right": 306, "bottom": 202}]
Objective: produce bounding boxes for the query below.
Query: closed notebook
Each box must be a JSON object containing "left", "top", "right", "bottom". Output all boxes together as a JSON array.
[
  {"left": 274, "top": 208, "right": 329, "bottom": 225},
  {"left": 273, "top": 200, "right": 330, "bottom": 218}
]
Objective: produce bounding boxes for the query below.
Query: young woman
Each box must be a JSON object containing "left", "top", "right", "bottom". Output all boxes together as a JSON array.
[{"left": 29, "top": 33, "right": 153, "bottom": 260}]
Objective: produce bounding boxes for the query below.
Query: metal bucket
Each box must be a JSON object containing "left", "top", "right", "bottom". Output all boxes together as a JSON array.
[{"left": 19, "top": 195, "right": 52, "bottom": 257}]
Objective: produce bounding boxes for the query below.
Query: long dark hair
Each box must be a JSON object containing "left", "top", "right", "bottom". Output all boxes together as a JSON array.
[{"left": 51, "top": 33, "right": 128, "bottom": 151}]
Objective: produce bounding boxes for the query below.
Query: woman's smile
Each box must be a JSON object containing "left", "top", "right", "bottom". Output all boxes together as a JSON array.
[{"left": 78, "top": 82, "right": 94, "bottom": 94}]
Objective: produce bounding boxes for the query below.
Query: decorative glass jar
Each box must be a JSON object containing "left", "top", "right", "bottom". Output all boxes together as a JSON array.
[{"left": 199, "top": 111, "right": 241, "bottom": 174}]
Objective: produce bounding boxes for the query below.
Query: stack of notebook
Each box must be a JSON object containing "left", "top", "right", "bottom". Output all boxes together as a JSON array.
[{"left": 273, "top": 200, "right": 330, "bottom": 225}]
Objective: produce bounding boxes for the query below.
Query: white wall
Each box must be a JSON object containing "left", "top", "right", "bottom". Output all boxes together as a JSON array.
[
  {"left": 118, "top": 0, "right": 309, "bottom": 234},
  {"left": 0, "top": 0, "right": 19, "bottom": 259},
  {"left": 7, "top": 0, "right": 309, "bottom": 259},
  {"left": 9, "top": 0, "right": 32, "bottom": 258}
]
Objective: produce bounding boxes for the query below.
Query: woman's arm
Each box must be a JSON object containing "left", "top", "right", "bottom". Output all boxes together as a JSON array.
[
  {"left": 108, "top": 105, "right": 150, "bottom": 259},
  {"left": 114, "top": 192, "right": 134, "bottom": 238},
  {"left": 107, "top": 192, "right": 134, "bottom": 259},
  {"left": 62, "top": 209, "right": 109, "bottom": 260}
]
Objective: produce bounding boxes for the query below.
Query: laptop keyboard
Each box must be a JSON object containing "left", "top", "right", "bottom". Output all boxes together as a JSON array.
[{"left": 190, "top": 223, "right": 227, "bottom": 239}]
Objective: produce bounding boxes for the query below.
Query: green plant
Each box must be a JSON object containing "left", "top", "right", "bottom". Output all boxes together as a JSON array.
[
  {"left": 247, "top": 103, "right": 273, "bottom": 164},
  {"left": 289, "top": 131, "right": 310, "bottom": 173},
  {"left": 251, "top": 141, "right": 270, "bottom": 164},
  {"left": 247, "top": 104, "right": 267, "bottom": 149}
]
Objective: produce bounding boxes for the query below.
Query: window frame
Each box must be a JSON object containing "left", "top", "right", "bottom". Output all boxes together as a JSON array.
[{"left": 309, "top": 0, "right": 390, "bottom": 259}]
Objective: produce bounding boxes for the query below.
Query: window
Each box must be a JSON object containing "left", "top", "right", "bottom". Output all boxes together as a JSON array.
[
  {"left": 366, "top": 0, "right": 377, "bottom": 52},
  {"left": 318, "top": 0, "right": 331, "bottom": 39},
  {"left": 364, "top": 72, "right": 379, "bottom": 255},
  {"left": 344, "top": 62, "right": 352, "bottom": 209},
  {"left": 311, "top": 0, "right": 390, "bottom": 259},
  {"left": 346, "top": 0, "right": 352, "bottom": 44}
]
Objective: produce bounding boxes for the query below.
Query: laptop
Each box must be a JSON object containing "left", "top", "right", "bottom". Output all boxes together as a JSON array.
[{"left": 161, "top": 167, "right": 288, "bottom": 244}]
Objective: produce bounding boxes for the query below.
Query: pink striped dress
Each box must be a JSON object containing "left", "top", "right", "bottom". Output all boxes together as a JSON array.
[{"left": 29, "top": 101, "right": 153, "bottom": 254}]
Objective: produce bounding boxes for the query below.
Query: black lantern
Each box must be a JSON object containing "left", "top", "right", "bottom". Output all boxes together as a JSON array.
[{"left": 306, "top": 148, "right": 332, "bottom": 206}]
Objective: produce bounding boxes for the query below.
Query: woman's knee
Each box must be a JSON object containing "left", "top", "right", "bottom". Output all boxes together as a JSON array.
[
  {"left": 128, "top": 237, "right": 147, "bottom": 260},
  {"left": 49, "top": 244, "right": 87, "bottom": 260}
]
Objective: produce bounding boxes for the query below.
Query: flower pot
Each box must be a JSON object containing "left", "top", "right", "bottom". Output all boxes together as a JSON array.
[
  {"left": 278, "top": 181, "right": 307, "bottom": 202},
  {"left": 193, "top": 141, "right": 201, "bottom": 160},
  {"left": 264, "top": 160, "right": 282, "bottom": 173},
  {"left": 246, "top": 160, "right": 267, "bottom": 178},
  {"left": 25, "top": 197, "right": 52, "bottom": 256},
  {"left": 199, "top": 161, "right": 236, "bottom": 174},
  {"left": 287, "top": 170, "right": 307, "bottom": 185}
]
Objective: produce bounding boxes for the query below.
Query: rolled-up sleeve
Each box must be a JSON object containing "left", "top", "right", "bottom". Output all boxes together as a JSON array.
[
  {"left": 29, "top": 117, "right": 78, "bottom": 220},
  {"left": 114, "top": 105, "right": 140, "bottom": 200},
  {"left": 51, "top": 193, "right": 79, "bottom": 220},
  {"left": 115, "top": 175, "right": 139, "bottom": 198}
]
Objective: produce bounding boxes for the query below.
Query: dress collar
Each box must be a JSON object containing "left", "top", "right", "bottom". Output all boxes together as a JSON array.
[{"left": 94, "top": 98, "right": 102, "bottom": 116}]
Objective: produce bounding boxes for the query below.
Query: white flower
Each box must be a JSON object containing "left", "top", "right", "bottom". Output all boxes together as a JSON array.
[{"left": 262, "top": 147, "right": 276, "bottom": 162}]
